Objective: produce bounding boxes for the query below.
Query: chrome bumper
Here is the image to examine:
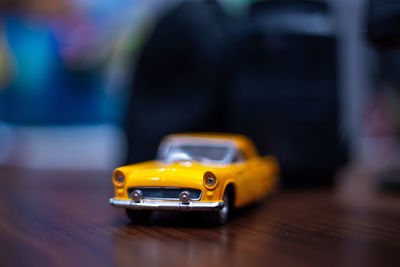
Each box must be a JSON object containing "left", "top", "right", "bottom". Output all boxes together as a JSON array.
[{"left": 109, "top": 198, "right": 224, "bottom": 211}]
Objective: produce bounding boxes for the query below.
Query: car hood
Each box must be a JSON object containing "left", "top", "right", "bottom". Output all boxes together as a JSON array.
[{"left": 117, "top": 160, "right": 222, "bottom": 189}]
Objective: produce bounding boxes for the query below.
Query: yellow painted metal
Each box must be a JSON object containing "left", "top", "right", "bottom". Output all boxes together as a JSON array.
[{"left": 111, "top": 133, "right": 279, "bottom": 208}]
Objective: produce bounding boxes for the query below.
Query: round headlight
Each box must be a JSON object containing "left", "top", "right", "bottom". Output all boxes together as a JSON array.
[
  {"left": 203, "top": 171, "right": 217, "bottom": 189},
  {"left": 113, "top": 170, "right": 126, "bottom": 186}
]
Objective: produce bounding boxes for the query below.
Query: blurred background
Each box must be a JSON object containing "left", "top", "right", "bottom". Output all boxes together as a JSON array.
[{"left": 0, "top": 0, "right": 399, "bottom": 189}]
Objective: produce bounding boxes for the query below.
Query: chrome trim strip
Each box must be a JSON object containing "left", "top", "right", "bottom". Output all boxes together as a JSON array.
[{"left": 109, "top": 198, "right": 224, "bottom": 211}]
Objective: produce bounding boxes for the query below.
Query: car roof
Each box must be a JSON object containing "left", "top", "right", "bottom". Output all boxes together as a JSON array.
[{"left": 163, "top": 133, "right": 259, "bottom": 157}]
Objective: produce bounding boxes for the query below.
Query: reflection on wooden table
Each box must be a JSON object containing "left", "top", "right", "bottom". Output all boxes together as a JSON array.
[{"left": 0, "top": 167, "right": 399, "bottom": 267}]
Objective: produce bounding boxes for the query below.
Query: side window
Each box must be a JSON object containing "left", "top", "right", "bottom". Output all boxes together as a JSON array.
[{"left": 233, "top": 149, "right": 246, "bottom": 163}]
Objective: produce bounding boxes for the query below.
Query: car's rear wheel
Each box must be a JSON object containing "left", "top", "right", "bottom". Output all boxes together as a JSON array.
[
  {"left": 203, "top": 188, "right": 232, "bottom": 225},
  {"left": 125, "top": 209, "right": 152, "bottom": 224}
]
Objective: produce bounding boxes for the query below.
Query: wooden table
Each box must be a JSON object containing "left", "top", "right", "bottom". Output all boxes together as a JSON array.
[{"left": 0, "top": 167, "right": 399, "bottom": 267}]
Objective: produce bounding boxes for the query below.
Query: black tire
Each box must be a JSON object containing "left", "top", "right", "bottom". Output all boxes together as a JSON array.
[
  {"left": 203, "top": 189, "right": 232, "bottom": 225},
  {"left": 125, "top": 209, "right": 152, "bottom": 224}
]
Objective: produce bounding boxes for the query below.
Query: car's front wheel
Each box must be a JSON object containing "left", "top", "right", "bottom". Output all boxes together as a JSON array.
[
  {"left": 203, "top": 188, "right": 232, "bottom": 225},
  {"left": 125, "top": 209, "right": 152, "bottom": 224}
]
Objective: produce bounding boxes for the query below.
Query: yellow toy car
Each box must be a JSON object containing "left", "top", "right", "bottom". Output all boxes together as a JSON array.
[{"left": 109, "top": 133, "right": 279, "bottom": 225}]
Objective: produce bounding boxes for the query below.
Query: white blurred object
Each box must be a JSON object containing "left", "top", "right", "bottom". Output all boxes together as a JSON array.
[{"left": 0, "top": 123, "right": 127, "bottom": 170}]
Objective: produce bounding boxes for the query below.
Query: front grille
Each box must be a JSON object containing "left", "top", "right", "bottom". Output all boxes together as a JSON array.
[{"left": 128, "top": 187, "right": 202, "bottom": 201}]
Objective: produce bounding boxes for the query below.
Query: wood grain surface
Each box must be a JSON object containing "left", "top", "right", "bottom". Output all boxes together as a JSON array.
[{"left": 0, "top": 167, "right": 399, "bottom": 267}]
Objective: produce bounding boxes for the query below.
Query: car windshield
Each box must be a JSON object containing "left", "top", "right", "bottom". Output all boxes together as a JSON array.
[{"left": 158, "top": 143, "right": 232, "bottom": 163}]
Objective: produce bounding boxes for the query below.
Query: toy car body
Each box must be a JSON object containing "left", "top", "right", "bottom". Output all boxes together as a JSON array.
[{"left": 109, "top": 133, "right": 279, "bottom": 224}]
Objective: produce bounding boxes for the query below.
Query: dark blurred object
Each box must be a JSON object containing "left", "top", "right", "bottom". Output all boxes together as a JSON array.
[
  {"left": 225, "top": 0, "right": 347, "bottom": 187},
  {"left": 378, "top": 169, "right": 400, "bottom": 194},
  {"left": 366, "top": 0, "right": 400, "bottom": 49},
  {"left": 125, "top": 0, "right": 348, "bottom": 187},
  {"left": 125, "top": 0, "right": 228, "bottom": 163},
  {"left": 366, "top": 0, "right": 400, "bottom": 192}
]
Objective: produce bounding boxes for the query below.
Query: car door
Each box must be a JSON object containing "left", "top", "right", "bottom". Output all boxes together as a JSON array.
[{"left": 231, "top": 148, "right": 258, "bottom": 206}]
